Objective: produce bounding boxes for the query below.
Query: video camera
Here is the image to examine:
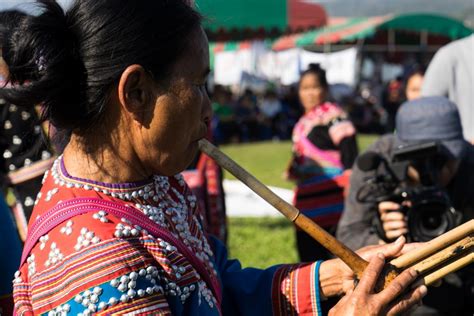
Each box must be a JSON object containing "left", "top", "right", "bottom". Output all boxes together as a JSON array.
[{"left": 356, "top": 142, "right": 462, "bottom": 242}]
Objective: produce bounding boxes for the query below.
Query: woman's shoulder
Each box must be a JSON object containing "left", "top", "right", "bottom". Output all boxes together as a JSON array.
[{"left": 14, "top": 168, "right": 219, "bottom": 315}]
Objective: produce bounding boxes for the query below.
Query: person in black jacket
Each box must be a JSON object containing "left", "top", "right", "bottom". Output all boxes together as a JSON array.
[{"left": 337, "top": 96, "right": 474, "bottom": 314}]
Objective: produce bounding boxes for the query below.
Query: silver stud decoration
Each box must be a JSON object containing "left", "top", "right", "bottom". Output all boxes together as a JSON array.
[
  {"left": 45, "top": 188, "right": 59, "bottom": 202},
  {"left": 21, "top": 111, "right": 31, "bottom": 120},
  {"left": 74, "top": 227, "right": 101, "bottom": 251},
  {"left": 9, "top": 104, "right": 17, "bottom": 112},
  {"left": 3, "top": 150, "right": 12, "bottom": 159},
  {"left": 12, "top": 135, "right": 22, "bottom": 145},
  {"left": 44, "top": 242, "right": 64, "bottom": 267},
  {"left": 42, "top": 150, "right": 52, "bottom": 160},
  {"left": 27, "top": 254, "right": 36, "bottom": 277},
  {"left": 60, "top": 220, "right": 74, "bottom": 235},
  {"left": 24, "top": 196, "right": 35, "bottom": 207},
  {"left": 4, "top": 120, "right": 12, "bottom": 129},
  {"left": 39, "top": 234, "right": 49, "bottom": 250},
  {"left": 92, "top": 210, "right": 109, "bottom": 223}
]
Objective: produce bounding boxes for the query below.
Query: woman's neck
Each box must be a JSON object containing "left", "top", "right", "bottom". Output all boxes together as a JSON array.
[{"left": 62, "top": 133, "right": 152, "bottom": 184}]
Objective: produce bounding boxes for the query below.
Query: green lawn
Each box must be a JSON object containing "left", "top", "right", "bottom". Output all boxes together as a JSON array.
[{"left": 221, "top": 135, "right": 379, "bottom": 268}]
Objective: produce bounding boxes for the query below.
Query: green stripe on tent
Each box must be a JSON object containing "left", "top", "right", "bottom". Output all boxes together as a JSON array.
[
  {"left": 337, "top": 16, "right": 390, "bottom": 42},
  {"left": 378, "top": 13, "right": 473, "bottom": 40},
  {"left": 293, "top": 13, "right": 472, "bottom": 48},
  {"left": 196, "top": 0, "right": 288, "bottom": 32}
]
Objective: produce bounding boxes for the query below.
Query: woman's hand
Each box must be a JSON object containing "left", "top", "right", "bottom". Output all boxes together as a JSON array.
[
  {"left": 329, "top": 253, "right": 427, "bottom": 315},
  {"left": 319, "top": 236, "right": 420, "bottom": 297}
]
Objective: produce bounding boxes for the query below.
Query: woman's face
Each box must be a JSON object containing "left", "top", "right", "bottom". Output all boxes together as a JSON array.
[
  {"left": 134, "top": 27, "right": 211, "bottom": 176},
  {"left": 298, "top": 73, "right": 326, "bottom": 113},
  {"left": 405, "top": 73, "right": 424, "bottom": 101}
]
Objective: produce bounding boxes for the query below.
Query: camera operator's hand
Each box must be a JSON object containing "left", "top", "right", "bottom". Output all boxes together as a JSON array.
[{"left": 378, "top": 201, "right": 408, "bottom": 240}]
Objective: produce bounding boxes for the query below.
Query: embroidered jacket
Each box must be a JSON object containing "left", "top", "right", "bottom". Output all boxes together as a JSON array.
[
  {"left": 13, "top": 157, "right": 323, "bottom": 315},
  {"left": 289, "top": 102, "right": 357, "bottom": 228}
]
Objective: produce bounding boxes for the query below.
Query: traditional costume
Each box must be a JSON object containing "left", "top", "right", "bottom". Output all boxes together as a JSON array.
[
  {"left": 0, "top": 93, "right": 55, "bottom": 239},
  {"left": 14, "top": 156, "right": 324, "bottom": 315},
  {"left": 0, "top": 89, "right": 55, "bottom": 314},
  {"left": 288, "top": 102, "right": 357, "bottom": 261}
]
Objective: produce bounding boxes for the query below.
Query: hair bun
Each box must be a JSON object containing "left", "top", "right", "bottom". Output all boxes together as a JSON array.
[
  {"left": 1, "top": 0, "right": 202, "bottom": 135},
  {"left": 308, "top": 63, "right": 323, "bottom": 72},
  {"left": 1, "top": 0, "right": 86, "bottom": 130},
  {"left": 5, "top": 0, "right": 81, "bottom": 83}
]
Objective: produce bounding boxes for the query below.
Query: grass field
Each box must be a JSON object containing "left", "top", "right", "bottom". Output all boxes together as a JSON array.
[{"left": 221, "top": 135, "right": 379, "bottom": 268}]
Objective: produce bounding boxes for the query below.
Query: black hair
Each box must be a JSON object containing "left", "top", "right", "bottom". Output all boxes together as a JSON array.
[
  {"left": 404, "top": 64, "right": 426, "bottom": 84},
  {"left": 0, "top": 0, "right": 201, "bottom": 135},
  {"left": 0, "top": 10, "right": 28, "bottom": 46},
  {"left": 299, "top": 63, "right": 328, "bottom": 90}
]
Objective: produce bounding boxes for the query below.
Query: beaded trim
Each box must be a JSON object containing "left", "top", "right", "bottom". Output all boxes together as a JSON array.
[{"left": 46, "top": 156, "right": 218, "bottom": 309}]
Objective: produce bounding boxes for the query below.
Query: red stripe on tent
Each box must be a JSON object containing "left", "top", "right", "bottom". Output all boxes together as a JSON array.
[
  {"left": 288, "top": 0, "right": 327, "bottom": 30},
  {"left": 213, "top": 43, "right": 226, "bottom": 53},
  {"left": 273, "top": 33, "right": 302, "bottom": 51},
  {"left": 315, "top": 16, "right": 390, "bottom": 44},
  {"left": 239, "top": 41, "right": 252, "bottom": 49}
]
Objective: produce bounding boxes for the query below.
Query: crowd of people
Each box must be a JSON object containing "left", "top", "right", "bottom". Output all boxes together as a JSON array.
[
  {"left": 0, "top": 1, "right": 472, "bottom": 315},
  {"left": 210, "top": 85, "right": 301, "bottom": 143},
  {"left": 210, "top": 63, "right": 427, "bottom": 144}
]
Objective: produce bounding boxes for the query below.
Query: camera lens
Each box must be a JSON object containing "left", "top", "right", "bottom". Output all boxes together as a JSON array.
[
  {"left": 421, "top": 208, "right": 444, "bottom": 230},
  {"left": 408, "top": 200, "right": 456, "bottom": 242}
]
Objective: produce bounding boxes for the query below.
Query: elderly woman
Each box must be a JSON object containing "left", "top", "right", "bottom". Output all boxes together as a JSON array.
[{"left": 2, "top": 1, "right": 426, "bottom": 315}]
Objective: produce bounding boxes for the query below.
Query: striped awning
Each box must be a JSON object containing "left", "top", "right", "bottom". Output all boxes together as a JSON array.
[
  {"left": 273, "top": 16, "right": 391, "bottom": 50},
  {"left": 272, "top": 13, "right": 473, "bottom": 51}
]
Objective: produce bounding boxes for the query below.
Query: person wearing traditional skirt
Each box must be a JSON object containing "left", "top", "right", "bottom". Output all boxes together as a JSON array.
[{"left": 287, "top": 64, "right": 358, "bottom": 262}]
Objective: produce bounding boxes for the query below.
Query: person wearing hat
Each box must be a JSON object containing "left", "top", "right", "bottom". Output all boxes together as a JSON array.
[{"left": 337, "top": 96, "right": 474, "bottom": 314}]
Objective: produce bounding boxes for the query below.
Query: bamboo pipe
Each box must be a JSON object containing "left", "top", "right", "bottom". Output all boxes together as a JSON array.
[
  {"left": 390, "top": 220, "right": 474, "bottom": 269},
  {"left": 198, "top": 139, "right": 370, "bottom": 277},
  {"left": 420, "top": 250, "right": 474, "bottom": 286},
  {"left": 410, "top": 236, "right": 473, "bottom": 274}
]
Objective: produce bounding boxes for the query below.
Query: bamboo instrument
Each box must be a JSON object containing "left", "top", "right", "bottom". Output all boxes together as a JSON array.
[
  {"left": 198, "top": 139, "right": 474, "bottom": 288},
  {"left": 199, "top": 139, "right": 373, "bottom": 279},
  {"left": 409, "top": 236, "right": 473, "bottom": 275},
  {"left": 390, "top": 220, "right": 474, "bottom": 269},
  {"left": 421, "top": 251, "right": 473, "bottom": 285}
]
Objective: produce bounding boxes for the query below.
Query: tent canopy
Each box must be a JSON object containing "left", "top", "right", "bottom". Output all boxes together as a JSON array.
[
  {"left": 272, "top": 13, "right": 473, "bottom": 50},
  {"left": 195, "top": 0, "right": 327, "bottom": 32}
]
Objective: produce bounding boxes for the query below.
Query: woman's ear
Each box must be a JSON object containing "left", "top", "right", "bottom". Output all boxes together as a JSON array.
[{"left": 118, "top": 64, "right": 154, "bottom": 121}]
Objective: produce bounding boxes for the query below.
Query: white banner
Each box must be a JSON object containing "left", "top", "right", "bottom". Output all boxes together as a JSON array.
[
  {"left": 213, "top": 43, "right": 359, "bottom": 87},
  {"left": 301, "top": 47, "right": 358, "bottom": 86},
  {"left": 214, "top": 49, "right": 253, "bottom": 86},
  {"left": 275, "top": 48, "right": 302, "bottom": 85}
]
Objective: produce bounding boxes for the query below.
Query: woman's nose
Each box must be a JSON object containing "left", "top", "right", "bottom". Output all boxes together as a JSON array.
[{"left": 202, "top": 90, "right": 212, "bottom": 124}]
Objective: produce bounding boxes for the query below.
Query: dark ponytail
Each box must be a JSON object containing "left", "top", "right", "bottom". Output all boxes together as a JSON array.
[
  {"left": 1, "top": 0, "right": 201, "bottom": 134},
  {"left": 2, "top": 0, "right": 86, "bottom": 130},
  {"left": 299, "top": 63, "right": 328, "bottom": 90}
]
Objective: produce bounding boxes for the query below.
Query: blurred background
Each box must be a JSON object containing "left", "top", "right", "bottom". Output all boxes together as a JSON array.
[{"left": 2, "top": 0, "right": 473, "bottom": 268}]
